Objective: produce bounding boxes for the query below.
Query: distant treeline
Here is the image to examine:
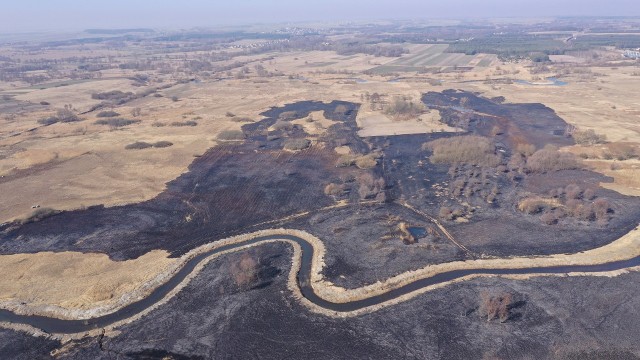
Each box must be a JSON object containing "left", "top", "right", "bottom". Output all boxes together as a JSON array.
[{"left": 84, "top": 28, "right": 155, "bottom": 35}]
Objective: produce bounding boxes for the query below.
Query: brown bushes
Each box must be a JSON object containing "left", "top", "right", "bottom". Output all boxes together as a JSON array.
[
  {"left": 56, "top": 108, "right": 81, "bottom": 123},
  {"left": 37, "top": 116, "right": 59, "bottom": 125},
  {"left": 152, "top": 141, "right": 173, "bottom": 148},
  {"left": 357, "top": 173, "right": 385, "bottom": 201},
  {"left": 170, "top": 120, "right": 198, "bottom": 127},
  {"left": 278, "top": 111, "right": 300, "bottom": 121},
  {"left": 271, "top": 120, "right": 294, "bottom": 131},
  {"left": 335, "top": 153, "right": 380, "bottom": 169},
  {"left": 125, "top": 141, "right": 174, "bottom": 150},
  {"left": 518, "top": 197, "right": 551, "bottom": 214},
  {"left": 354, "top": 155, "right": 377, "bottom": 169},
  {"left": 230, "top": 253, "right": 258, "bottom": 287},
  {"left": 384, "top": 96, "right": 425, "bottom": 119},
  {"left": 125, "top": 141, "right": 153, "bottom": 150},
  {"left": 283, "top": 138, "right": 311, "bottom": 151},
  {"left": 217, "top": 130, "right": 245, "bottom": 141},
  {"left": 94, "top": 118, "right": 140, "bottom": 128},
  {"left": 324, "top": 183, "right": 345, "bottom": 196},
  {"left": 526, "top": 146, "right": 580, "bottom": 173},
  {"left": 573, "top": 129, "right": 607, "bottom": 145},
  {"left": 424, "top": 135, "right": 501, "bottom": 167},
  {"left": 479, "top": 291, "right": 513, "bottom": 322},
  {"left": 96, "top": 110, "right": 120, "bottom": 118},
  {"left": 515, "top": 143, "right": 536, "bottom": 157}
]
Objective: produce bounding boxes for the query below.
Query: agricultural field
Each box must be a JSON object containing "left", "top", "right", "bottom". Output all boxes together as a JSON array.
[
  {"left": 0, "top": 16, "right": 640, "bottom": 360},
  {"left": 370, "top": 44, "right": 498, "bottom": 73}
]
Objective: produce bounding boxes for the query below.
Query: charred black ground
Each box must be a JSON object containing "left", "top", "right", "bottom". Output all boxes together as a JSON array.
[{"left": 1, "top": 91, "right": 640, "bottom": 358}]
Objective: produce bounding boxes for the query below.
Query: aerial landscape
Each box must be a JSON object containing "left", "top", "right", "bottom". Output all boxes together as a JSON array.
[{"left": 0, "top": 1, "right": 640, "bottom": 359}]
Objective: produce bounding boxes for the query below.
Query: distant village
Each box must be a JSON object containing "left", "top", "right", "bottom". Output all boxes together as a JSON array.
[{"left": 623, "top": 49, "right": 640, "bottom": 58}]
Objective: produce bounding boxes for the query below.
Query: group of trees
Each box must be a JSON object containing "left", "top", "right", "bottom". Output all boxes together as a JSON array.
[{"left": 518, "top": 183, "right": 612, "bottom": 225}]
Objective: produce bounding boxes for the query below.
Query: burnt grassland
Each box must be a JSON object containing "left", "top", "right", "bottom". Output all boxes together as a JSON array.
[
  {"left": 1, "top": 91, "right": 640, "bottom": 358},
  {"left": 1, "top": 91, "right": 639, "bottom": 273},
  {"left": 0, "top": 100, "right": 367, "bottom": 260},
  {"left": 24, "top": 244, "right": 640, "bottom": 359}
]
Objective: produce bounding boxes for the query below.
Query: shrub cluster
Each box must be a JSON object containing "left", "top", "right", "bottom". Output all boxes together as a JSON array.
[
  {"left": 94, "top": 118, "right": 141, "bottom": 128},
  {"left": 217, "top": 130, "right": 245, "bottom": 141},
  {"left": 384, "top": 96, "right": 425, "bottom": 119},
  {"left": 479, "top": 291, "right": 513, "bottom": 322},
  {"left": 170, "top": 120, "right": 198, "bottom": 127},
  {"left": 125, "top": 141, "right": 174, "bottom": 150},
  {"left": 424, "top": 135, "right": 501, "bottom": 167},
  {"left": 324, "top": 183, "right": 345, "bottom": 196},
  {"left": 573, "top": 129, "right": 607, "bottom": 145},
  {"left": 37, "top": 116, "right": 59, "bottom": 125},
  {"left": 96, "top": 110, "right": 120, "bottom": 118},
  {"left": 526, "top": 146, "right": 580, "bottom": 173},
  {"left": 283, "top": 138, "right": 311, "bottom": 151}
]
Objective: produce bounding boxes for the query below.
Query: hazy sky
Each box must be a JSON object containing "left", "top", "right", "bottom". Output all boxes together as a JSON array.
[{"left": 1, "top": 0, "right": 639, "bottom": 32}]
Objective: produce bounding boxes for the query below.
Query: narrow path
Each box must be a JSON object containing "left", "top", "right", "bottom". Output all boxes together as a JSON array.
[{"left": 397, "top": 201, "right": 475, "bottom": 257}]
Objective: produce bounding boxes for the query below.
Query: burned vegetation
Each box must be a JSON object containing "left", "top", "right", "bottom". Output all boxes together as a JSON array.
[{"left": 1, "top": 90, "right": 639, "bottom": 274}]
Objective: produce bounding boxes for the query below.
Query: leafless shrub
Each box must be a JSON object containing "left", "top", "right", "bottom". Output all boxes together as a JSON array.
[
  {"left": 479, "top": 291, "right": 513, "bottom": 322},
  {"left": 283, "top": 138, "right": 311, "bottom": 151},
  {"left": 170, "top": 120, "right": 197, "bottom": 127},
  {"left": 37, "top": 116, "right": 59, "bottom": 125},
  {"left": 357, "top": 173, "right": 385, "bottom": 200},
  {"left": 336, "top": 155, "right": 355, "bottom": 167},
  {"left": 56, "top": 107, "right": 81, "bottom": 123},
  {"left": 95, "top": 118, "right": 140, "bottom": 128},
  {"left": 593, "top": 198, "right": 611, "bottom": 222},
  {"left": 526, "top": 146, "right": 580, "bottom": 173},
  {"left": 278, "top": 111, "right": 300, "bottom": 121},
  {"left": 153, "top": 141, "right": 173, "bottom": 148},
  {"left": 324, "top": 183, "right": 345, "bottom": 196},
  {"left": 424, "top": 135, "right": 501, "bottom": 167},
  {"left": 151, "top": 122, "right": 166, "bottom": 127},
  {"left": 334, "top": 104, "right": 349, "bottom": 115},
  {"left": 515, "top": 143, "right": 536, "bottom": 157},
  {"left": 540, "top": 211, "right": 559, "bottom": 225},
  {"left": 565, "top": 184, "right": 582, "bottom": 199},
  {"left": 96, "top": 110, "right": 120, "bottom": 118},
  {"left": 217, "top": 130, "right": 245, "bottom": 141},
  {"left": 518, "top": 197, "right": 551, "bottom": 214},
  {"left": 355, "top": 155, "right": 377, "bottom": 169},
  {"left": 439, "top": 206, "right": 454, "bottom": 220},
  {"left": 272, "top": 120, "right": 294, "bottom": 131},
  {"left": 384, "top": 96, "right": 425, "bottom": 119},
  {"left": 230, "top": 253, "right": 258, "bottom": 287},
  {"left": 125, "top": 141, "right": 153, "bottom": 150},
  {"left": 583, "top": 188, "right": 596, "bottom": 200},
  {"left": 573, "top": 129, "right": 607, "bottom": 145}
]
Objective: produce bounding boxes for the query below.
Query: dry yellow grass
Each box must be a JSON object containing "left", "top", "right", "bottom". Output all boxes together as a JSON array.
[
  {"left": 1, "top": 46, "right": 639, "bottom": 226},
  {"left": 0, "top": 250, "right": 176, "bottom": 312}
]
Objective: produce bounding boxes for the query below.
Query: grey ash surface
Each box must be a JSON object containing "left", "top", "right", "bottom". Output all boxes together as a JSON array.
[{"left": 13, "top": 243, "right": 640, "bottom": 359}]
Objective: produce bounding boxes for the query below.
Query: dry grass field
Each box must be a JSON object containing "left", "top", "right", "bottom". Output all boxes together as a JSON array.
[{"left": 1, "top": 44, "right": 638, "bottom": 223}]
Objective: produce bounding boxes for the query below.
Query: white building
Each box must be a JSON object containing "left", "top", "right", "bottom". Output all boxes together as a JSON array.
[{"left": 623, "top": 49, "right": 640, "bottom": 59}]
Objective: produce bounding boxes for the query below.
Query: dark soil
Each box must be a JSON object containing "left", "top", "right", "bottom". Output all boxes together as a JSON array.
[
  {"left": 2, "top": 91, "right": 640, "bottom": 358},
  {"left": 22, "top": 243, "right": 640, "bottom": 360}
]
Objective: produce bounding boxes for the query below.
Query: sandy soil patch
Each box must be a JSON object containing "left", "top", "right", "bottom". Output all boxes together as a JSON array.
[{"left": 357, "top": 111, "right": 456, "bottom": 137}]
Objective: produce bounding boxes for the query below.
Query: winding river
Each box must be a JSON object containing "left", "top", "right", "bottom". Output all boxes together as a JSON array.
[{"left": 1, "top": 233, "right": 639, "bottom": 335}]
